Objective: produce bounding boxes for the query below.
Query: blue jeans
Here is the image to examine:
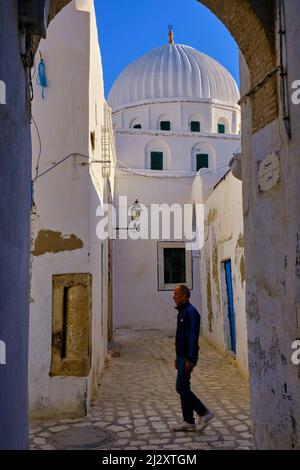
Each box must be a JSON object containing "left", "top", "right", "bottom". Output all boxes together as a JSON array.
[{"left": 176, "top": 357, "right": 209, "bottom": 424}]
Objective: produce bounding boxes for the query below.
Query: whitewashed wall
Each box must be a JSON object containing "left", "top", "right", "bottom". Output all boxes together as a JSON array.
[
  {"left": 112, "top": 101, "right": 240, "bottom": 135},
  {"left": 113, "top": 173, "right": 201, "bottom": 330},
  {"left": 196, "top": 171, "right": 248, "bottom": 377},
  {"left": 112, "top": 87, "right": 240, "bottom": 332},
  {"left": 29, "top": 0, "right": 113, "bottom": 418}
]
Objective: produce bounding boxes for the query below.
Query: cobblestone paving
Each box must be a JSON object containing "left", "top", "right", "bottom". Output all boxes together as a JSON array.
[{"left": 30, "top": 329, "right": 253, "bottom": 450}]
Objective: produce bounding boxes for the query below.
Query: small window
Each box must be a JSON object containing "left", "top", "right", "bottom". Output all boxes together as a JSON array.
[
  {"left": 158, "top": 242, "right": 192, "bottom": 291},
  {"left": 160, "top": 121, "right": 171, "bottom": 131},
  {"left": 133, "top": 124, "right": 142, "bottom": 129},
  {"left": 151, "top": 152, "right": 163, "bottom": 170},
  {"left": 218, "top": 123, "right": 226, "bottom": 134},
  {"left": 90, "top": 131, "right": 95, "bottom": 152},
  {"left": 191, "top": 121, "right": 200, "bottom": 133},
  {"left": 196, "top": 154, "right": 209, "bottom": 171},
  {"left": 164, "top": 248, "right": 186, "bottom": 284}
]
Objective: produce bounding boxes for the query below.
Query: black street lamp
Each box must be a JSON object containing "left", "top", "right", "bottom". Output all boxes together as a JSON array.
[{"left": 115, "top": 199, "right": 142, "bottom": 232}]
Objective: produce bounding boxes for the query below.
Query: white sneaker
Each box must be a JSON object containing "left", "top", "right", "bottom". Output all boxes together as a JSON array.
[
  {"left": 171, "top": 420, "right": 196, "bottom": 432},
  {"left": 204, "top": 411, "right": 215, "bottom": 423},
  {"left": 197, "top": 411, "right": 215, "bottom": 431}
]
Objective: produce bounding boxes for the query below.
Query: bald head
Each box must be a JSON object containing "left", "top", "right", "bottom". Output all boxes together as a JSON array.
[{"left": 173, "top": 285, "right": 190, "bottom": 306}]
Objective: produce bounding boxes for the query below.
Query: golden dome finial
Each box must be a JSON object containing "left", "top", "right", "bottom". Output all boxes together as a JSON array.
[{"left": 168, "top": 24, "right": 174, "bottom": 45}]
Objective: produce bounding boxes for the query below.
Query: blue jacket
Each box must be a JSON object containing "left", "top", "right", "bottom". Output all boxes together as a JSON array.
[{"left": 175, "top": 301, "right": 200, "bottom": 364}]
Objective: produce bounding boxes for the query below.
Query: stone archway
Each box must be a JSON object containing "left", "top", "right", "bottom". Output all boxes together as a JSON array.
[
  {"left": 198, "top": 0, "right": 278, "bottom": 134},
  {"left": 196, "top": 0, "right": 300, "bottom": 451},
  {"left": 40, "top": 0, "right": 300, "bottom": 451}
]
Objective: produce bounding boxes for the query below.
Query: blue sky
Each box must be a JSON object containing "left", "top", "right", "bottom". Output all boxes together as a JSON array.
[{"left": 95, "top": 0, "right": 239, "bottom": 98}]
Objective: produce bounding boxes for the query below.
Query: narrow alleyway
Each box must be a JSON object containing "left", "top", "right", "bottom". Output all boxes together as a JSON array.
[{"left": 30, "top": 330, "right": 253, "bottom": 450}]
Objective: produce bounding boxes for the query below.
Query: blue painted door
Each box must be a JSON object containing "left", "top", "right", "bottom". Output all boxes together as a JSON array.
[{"left": 224, "top": 260, "right": 236, "bottom": 353}]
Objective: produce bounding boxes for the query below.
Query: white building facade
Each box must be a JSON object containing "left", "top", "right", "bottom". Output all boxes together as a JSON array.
[
  {"left": 195, "top": 171, "right": 248, "bottom": 377},
  {"left": 29, "top": 0, "right": 115, "bottom": 419},
  {"left": 109, "top": 38, "right": 241, "bottom": 331}
]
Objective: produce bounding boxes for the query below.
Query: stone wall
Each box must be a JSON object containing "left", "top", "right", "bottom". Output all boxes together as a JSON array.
[
  {"left": 0, "top": 0, "right": 31, "bottom": 450},
  {"left": 0, "top": 0, "right": 81, "bottom": 448},
  {"left": 198, "top": 0, "right": 300, "bottom": 449},
  {"left": 198, "top": 173, "right": 248, "bottom": 378},
  {"left": 198, "top": 0, "right": 277, "bottom": 133}
]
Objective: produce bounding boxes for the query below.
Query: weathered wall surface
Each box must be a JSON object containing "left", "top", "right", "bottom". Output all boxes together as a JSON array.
[
  {"left": 198, "top": 0, "right": 277, "bottom": 134},
  {"left": 29, "top": 0, "right": 112, "bottom": 419},
  {"left": 199, "top": 0, "right": 300, "bottom": 449},
  {"left": 0, "top": 0, "right": 30, "bottom": 450},
  {"left": 240, "top": 0, "right": 300, "bottom": 449},
  {"left": 112, "top": 83, "right": 241, "bottom": 332},
  {"left": 197, "top": 172, "right": 248, "bottom": 378}
]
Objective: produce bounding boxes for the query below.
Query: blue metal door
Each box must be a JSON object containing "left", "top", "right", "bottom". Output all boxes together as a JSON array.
[{"left": 224, "top": 260, "right": 236, "bottom": 353}]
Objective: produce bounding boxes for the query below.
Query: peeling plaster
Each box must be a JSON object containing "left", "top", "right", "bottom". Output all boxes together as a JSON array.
[
  {"left": 262, "top": 281, "right": 277, "bottom": 299},
  {"left": 206, "top": 208, "right": 218, "bottom": 225},
  {"left": 248, "top": 337, "right": 267, "bottom": 376},
  {"left": 235, "top": 233, "right": 245, "bottom": 288},
  {"left": 218, "top": 233, "right": 233, "bottom": 244},
  {"left": 237, "top": 233, "right": 245, "bottom": 248},
  {"left": 247, "top": 292, "right": 260, "bottom": 323},
  {"left": 33, "top": 230, "right": 83, "bottom": 256},
  {"left": 212, "top": 231, "right": 221, "bottom": 307},
  {"left": 207, "top": 259, "right": 213, "bottom": 333},
  {"left": 240, "top": 254, "right": 246, "bottom": 285},
  {"left": 248, "top": 329, "right": 280, "bottom": 377}
]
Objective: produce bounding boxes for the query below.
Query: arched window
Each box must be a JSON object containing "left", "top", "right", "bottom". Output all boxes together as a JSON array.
[
  {"left": 130, "top": 118, "right": 142, "bottom": 129},
  {"left": 191, "top": 143, "right": 216, "bottom": 172},
  {"left": 150, "top": 152, "right": 163, "bottom": 170},
  {"left": 158, "top": 114, "right": 172, "bottom": 131},
  {"left": 189, "top": 114, "right": 203, "bottom": 133},
  {"left": 218, "top": 123, "right": 225, "bottom": 134},
  {"left": 160, "top": 121, "right": 171, "bottom": 131},
  {"left": 145, "top": 140, "right": 171, "bottom": 171},
  {"left": 191, "top": 121, "right": 201, "bottom": 133},
  {"left": 196, "top": 154, "right": 209, "bottom": 171},
  {"left": 217, "top": 118, "right": 229, "bottom": 134}
]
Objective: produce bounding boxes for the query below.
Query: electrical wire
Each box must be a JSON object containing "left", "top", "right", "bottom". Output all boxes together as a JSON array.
[
  {"left": 279, "top": 0, "right": 291, "bottom": 139},
  {"left": 31, "top": 114, "right": 42, "bottom": 181},
  {"left": 32, "top": 150, "right": 231, "bottom": 183},
  {"left": 31, "top": 112, "right": 231, "bottom": 185},
  {"left": 32, "top": 152, "right": 91, "bottom": 182}
]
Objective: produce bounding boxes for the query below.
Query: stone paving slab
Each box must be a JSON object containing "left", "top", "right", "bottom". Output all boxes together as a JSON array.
[{"left": 30, "top": 329, "right": 253, "bottom": 450}]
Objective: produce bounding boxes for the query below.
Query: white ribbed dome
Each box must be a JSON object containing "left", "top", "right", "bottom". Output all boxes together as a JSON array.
[{"left": 108, "top": 44, "right": 240, "bottom": 110}]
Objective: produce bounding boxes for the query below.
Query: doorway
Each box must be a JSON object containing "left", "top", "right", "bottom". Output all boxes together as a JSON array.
[{"left": 223, "top": 259, "right": 236, "bottom": 354}]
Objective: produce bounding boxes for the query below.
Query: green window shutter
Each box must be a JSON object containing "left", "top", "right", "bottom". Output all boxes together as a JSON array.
[
  {"left": 164, "top": 248, "right": 186, "bottom": 284},
  {"left": 151, "top": 152, "right": 163, "bottom": 170},
  {"left": 160, "top": 121, "right": 171, "bottom": 131},
  {"left": 191, "top": 121, "right": 200, "bottom": 132},
  {"left": 133, "top": 124, "right": 142, "bottom": 129},
  {"left": 196, "top": 154, "right": 209, "bottom": 171},
  {"left": 218, "top": 123, "right": 226, "bottom": 134}
]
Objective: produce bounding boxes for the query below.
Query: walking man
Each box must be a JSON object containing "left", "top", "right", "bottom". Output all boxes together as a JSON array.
[{"left": 172, "top": 285, "right": 214, "bottom": 432}]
